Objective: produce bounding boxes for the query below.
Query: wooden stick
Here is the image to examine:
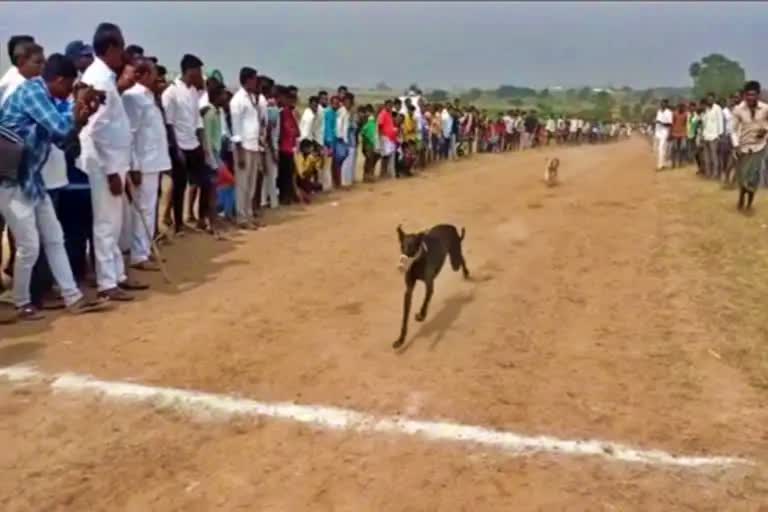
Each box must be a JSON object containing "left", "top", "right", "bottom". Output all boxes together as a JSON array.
[{"left": 124, "top": 181, "right": 174, "bottom": 285}]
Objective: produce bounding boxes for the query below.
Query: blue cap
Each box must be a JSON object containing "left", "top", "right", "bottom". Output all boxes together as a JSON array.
[{"left": 64, "top": 40, "right": 93, "bottom": 60}]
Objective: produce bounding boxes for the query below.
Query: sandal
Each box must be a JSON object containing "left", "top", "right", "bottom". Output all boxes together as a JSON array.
[
  {"left": 98, "top": 287, "right": 135, "bottom": 302},
  {"left": 17, "top": 304, "right": 44, "bottom": 321},
  {"left": 67, "top": 296, "right": 110, "bottom": 315},
  {"left": 118, "top": 279, "right": 150, "bottom": 291}
]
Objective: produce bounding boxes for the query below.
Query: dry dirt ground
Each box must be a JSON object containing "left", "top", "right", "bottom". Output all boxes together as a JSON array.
[{"left": 1, "top": 138, "right": 767, "bottom": 511}]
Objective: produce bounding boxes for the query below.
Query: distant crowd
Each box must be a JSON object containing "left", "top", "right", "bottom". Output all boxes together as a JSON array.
[
  {"left": 0, "top": 22, "right": 631, "bottom": 322},
  {"left": 651, "top": 83, "right": 768, "bottom": 210}
]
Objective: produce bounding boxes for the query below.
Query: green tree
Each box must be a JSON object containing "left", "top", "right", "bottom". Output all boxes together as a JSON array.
[
  {"left": 462, "top": 87, "right": 484, "bottom": 102},
  {"left": 577, "top": 87, "right": 592, "bottom": 100},
  {"left": 638, "top": 89, "right": 654, "bottom": 105},
  {"left": 539, "top": 88, "right": 550, "bottom": 98},
  {"left": 619, "top": 104, "right": 631, "bottom": 120},
  {"left": 536, "top": 102, "right": 552, "bottom": 116},
  {"left": 689, "top": 54, "right": 746, "bottom": 99},
  {"left": 642, "top": 106, "right": 657, "bottom": 123},
  {"left": 495, "top": 85, "right": 537, "bottom": 98},
  {"left": 593, "top": 90, "right": 615, "bottom": 118},
  {"left": 428, "top": 89, "right": 449, "bottom": 102}
]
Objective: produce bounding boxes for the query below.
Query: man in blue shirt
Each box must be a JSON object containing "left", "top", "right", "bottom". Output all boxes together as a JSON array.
[{"left": 0, "top": 54, "right": 108, "bottom": 319}]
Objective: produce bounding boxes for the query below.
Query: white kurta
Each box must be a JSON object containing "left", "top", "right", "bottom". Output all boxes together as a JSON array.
[{"left": 79, "top": 57, "right": 132, "bottom": 291}]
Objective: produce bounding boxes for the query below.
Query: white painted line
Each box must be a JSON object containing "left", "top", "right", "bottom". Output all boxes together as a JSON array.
[{"left": 0, "top": 365, "right": 752, "bottom": 469}]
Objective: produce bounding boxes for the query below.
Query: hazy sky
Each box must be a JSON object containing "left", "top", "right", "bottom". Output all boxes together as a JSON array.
[{"left": 1, "top": 1, "right": 765, "bottom": 90}]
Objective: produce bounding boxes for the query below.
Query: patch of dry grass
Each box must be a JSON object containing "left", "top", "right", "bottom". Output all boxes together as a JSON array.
[{"left": 658, "top": 168, "right": 768, "bottom": 390}]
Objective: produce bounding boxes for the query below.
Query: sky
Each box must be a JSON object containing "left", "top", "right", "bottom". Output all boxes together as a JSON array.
[{"left": 1, "top": 1, "right": 765, "bottom": 91}]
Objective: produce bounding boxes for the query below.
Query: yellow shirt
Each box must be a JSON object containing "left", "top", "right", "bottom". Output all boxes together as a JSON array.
[
  {"left": 403, "top": 114, "right": 417, "bottom": 142},
  {"left": 295, "top": 152, "right": 322, "bottom": 178}
]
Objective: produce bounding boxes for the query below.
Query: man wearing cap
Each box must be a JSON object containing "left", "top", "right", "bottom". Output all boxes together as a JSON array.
[
  {"left": 64, "top": 40, "right": 94, "bottom": 77},
  {"left": 56, "top": 41, "right": 96, "bottom": 288}
]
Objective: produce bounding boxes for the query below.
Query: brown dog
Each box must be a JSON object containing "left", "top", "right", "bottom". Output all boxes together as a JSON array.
[{"left": 544, "top": 157, "right": 560, "bottom": 186}]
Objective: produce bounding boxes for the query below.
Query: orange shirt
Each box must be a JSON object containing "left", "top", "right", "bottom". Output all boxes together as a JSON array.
[{"left": 671, "top": 111, "right": 688, "bottom": 138}]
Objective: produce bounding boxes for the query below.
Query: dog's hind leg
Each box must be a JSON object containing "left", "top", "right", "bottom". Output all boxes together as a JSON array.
[
  {"left": 415, "top": 280, "right": 433, "bottom": 322},
  {"left": 449, "top": 243, "right": 470, "bottom": 279},
  {"left": 393, "top": 284, "right": 415, "bottom": 349}
]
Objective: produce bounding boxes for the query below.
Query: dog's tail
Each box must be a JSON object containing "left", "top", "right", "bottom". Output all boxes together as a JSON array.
[{"left": 460, "top": 227, "right": 466, "bottom": 241}]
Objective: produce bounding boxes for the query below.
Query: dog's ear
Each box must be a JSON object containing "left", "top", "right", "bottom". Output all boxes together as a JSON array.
[{"left": 397, "top": 224, "right": 404, "bottom": 242}]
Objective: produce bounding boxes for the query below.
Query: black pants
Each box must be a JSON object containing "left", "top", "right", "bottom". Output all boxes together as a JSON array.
[
  {"left": 171, "top": 147, "right": 207, "bottom": 232},
  {"left": 0, "top": 214, "right": 4, "bottom": 279},
  {"left": 58, "top": 188, "right": 94, "bottom": 283},
  {"left": 277, "top": 151, "right": 297, "bottom": 204}
]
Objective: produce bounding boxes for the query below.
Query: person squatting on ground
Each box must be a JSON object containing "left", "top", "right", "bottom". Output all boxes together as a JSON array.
[{"left": 0, "top": 23, "right": 635, "bottom": 324}]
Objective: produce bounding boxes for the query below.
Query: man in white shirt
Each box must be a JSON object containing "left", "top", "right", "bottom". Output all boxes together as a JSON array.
[
  {"left": 0, "top": 37, "right": 38, "bottom": 106},
  {"left": 502, "top": 111, "right": 514, "bottom": 151},
  {"left": 162, "top": 53, "right": 207, "bottom": 234},
  {"left": 545, "top": 117, "right": 556, "bottom": 145},
  {"left": 336, "top": 93, "right": 352, "bottom": 187},
  {"left": 122, "top": 59, "right": 171, "bottom": 271},
  {"left": 700, "top": 93, "right": 724, "bottom": 178},
  {"left": 719, "top": 96, "right": 736, "bottom": 182},
  {"left": 2, "top": 41, "right": 65, "bottom": 309},
  {"left": 556, "top": 117, "right": 566, "bottom": 144},
  {"left": 314, "top": 91, "right": 332, "bottom": 190},
  {"left": 313, "top": 92, "right": 326, "bottom": 146},
  {"left": 568, "top": 117, "right": 578, "bottom": 144},
  {"left": 229, "top": 66, "right": 262, "bottom": 228},
  {"left": 653, "top": 99, "right": 673, "bottom": 170},
  {"left": 299, "top": 95, "right": 318, "bottom": 142},
  {"left": 440, "top": 106, "right": 453, "bottom": 159},
  {"left": 79, "top": 23, "right": 145, "bottom": 301},
  {"left": 731, "top": 81, "right": 768, "bottom": 209}
]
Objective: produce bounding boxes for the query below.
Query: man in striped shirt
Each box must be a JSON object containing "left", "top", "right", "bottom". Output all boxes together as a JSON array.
[{"left": 0, "top": 55, "right": 108, "bottom": 319}]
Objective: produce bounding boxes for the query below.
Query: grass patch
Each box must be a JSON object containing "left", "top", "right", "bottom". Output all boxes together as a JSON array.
[{"left": 660, "top": 169, "right": 768, "bottom": 390}]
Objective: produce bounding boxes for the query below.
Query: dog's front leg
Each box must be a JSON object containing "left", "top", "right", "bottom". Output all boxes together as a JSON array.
[
  {"left": 393, "top": 284, "right": 414, "bottom": 349},
  {"left": 415, "top": 280, "right": 433, "bottom": 322}
]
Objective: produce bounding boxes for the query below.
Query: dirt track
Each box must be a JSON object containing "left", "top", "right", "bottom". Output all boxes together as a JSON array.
[{"left": 1, "top": 139, "right": 766, "bottom": 511}]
